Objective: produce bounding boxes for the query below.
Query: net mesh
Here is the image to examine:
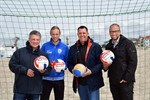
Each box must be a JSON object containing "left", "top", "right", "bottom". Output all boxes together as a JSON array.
[{"left": 0, "top": 0, "right": 150, "bottom": 100}]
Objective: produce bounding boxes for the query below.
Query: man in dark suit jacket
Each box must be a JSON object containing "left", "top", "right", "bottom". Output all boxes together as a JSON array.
[{"left": 103, "top": 23, "right": 137, "bottom": 100}]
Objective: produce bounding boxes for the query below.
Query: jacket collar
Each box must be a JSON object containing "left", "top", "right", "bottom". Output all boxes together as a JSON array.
[
  {"left": 109, "top": 35, "right": 127, "bottom": 48},
  {"left": 76, "top": 37, "right": 92, "bottom": 63},
  {"left": 49, "top": 38, "right": 61, "bottom": 46}
]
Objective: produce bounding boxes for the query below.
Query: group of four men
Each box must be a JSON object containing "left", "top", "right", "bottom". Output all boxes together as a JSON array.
[{"left": 9, "top": 23, "right": 137, "bottom": 100}]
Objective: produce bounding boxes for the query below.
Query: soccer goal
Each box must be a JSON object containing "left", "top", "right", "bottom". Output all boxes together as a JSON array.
[{"left": 0, "top": 0, "right": 150, "bottom": 100}]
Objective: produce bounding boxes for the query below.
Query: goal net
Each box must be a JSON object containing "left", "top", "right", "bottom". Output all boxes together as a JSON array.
[{"left": 0, "top": 0, "right": 150, "bottom": 100}]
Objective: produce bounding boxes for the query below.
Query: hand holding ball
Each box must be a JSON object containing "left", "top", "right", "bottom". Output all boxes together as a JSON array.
[{"left": 73, "top": 64, "right": 86, "bottom": 77}]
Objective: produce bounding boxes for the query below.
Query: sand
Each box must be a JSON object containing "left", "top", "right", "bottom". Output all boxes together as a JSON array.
[{"left": 0, "top": 47, "right": 150, "bottom": 100}]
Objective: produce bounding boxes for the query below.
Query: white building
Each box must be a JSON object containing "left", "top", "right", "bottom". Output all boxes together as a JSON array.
[{"left": 0, "top": 46, "right": 16, "bottom": 58}]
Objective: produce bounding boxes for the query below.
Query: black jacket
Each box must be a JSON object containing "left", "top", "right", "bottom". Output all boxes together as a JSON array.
[
  {"left": 68, "top": 37, "right": 104, "bottom": 93},
  {"left": 9, "top": 41, "right": 51, "bottom": 94},
  {"left": 105, "top": 35, "right": 137, "bottom": 83}
]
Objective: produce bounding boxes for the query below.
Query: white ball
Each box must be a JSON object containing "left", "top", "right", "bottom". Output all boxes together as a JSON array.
[
  {"left": 34, "top": 56, "right": 49, "bottom": 70},
  {"left": 52, "top": 59, "right": 66, "bottom": 72},
  {"left": 73, "top": 64, "right": 86, "bottom": 77},
  {"left": 100, "top": 50, "right": 115, "bottom": 64}
]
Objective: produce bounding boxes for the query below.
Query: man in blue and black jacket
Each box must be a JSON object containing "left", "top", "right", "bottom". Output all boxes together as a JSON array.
[
  {"left": 40, "top": 26, "right": 68, "bottom": 100},
  {"left": 68, "top": 26, "right": 104, "bottom": 100}
]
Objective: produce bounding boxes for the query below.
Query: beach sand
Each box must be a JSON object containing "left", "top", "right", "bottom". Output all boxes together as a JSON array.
[{"left": 0, "top": 47, "right": 150, "bottom": 100}]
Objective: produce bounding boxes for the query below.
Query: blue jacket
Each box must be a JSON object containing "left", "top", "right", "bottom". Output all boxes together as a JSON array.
[
  {"left": 68, "top": 37, "right": 104, "bottom": 93},
  {"left": 41, "top": 39, "right": 68, "bottom": 81}
]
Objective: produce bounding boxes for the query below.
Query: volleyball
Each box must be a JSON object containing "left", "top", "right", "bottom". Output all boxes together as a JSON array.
[
  {"left": 73, "top": 64, "right": 86, "bottom": 77},
  {"left": 100, "top": 50, "right": 115, "bottom": 64},
  {"left": 52, "top": 59, "right": 66, "bottom": 72},
  {"left": 34, "top": 56, "right": 49, "bottom": 70}
]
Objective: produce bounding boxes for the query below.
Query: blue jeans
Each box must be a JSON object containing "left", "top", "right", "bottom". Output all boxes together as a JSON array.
[
  {"left": 78, "top": 84, "right": 100, "bottom": 100},
  {"left": 13, "top": 93, "right": 39, "bottom": 100}
]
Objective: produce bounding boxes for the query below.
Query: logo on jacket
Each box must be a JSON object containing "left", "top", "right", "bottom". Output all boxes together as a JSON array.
[
  {"left": 46, "top": 50, "right": 52, "bottom": 54},
  {"left": 58, "top": 49, "right": 62, "bottom": 54}
]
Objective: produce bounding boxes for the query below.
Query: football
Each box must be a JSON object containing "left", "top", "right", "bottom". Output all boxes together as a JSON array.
[
  {"left": 34, "top": 56, "right": 49, "bottom": 70},
  {"left": 100, "top": 50, "right": 115, "bottom": 64}
]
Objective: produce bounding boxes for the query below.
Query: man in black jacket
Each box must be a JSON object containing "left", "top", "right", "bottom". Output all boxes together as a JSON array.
[
  {"left": 68, "top": 26, "right": 104, "bottom": 100},
  {"left": 9, "top": 30, "right": 51, "bottom": 100},
  {"left": 103, "top": 23, "right": 137, "bottom": 100}
]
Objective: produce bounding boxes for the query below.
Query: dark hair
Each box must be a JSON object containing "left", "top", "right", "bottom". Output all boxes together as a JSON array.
[
  {"left": 109, "top": 23, "right": 120, "bottom": 31},
  {"left": 50, "top": 26, "right": 61, "bottom": 34},
  {"left": 29, "top": 30, "right": 41, "bottom": 39},
  {"left": 77, "top": 26, "right": 88, "bottom": 32}
]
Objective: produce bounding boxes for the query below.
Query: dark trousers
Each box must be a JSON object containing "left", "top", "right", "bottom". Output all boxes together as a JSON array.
[
  {"left": 109, "top": 80, "right": 134, "bottom": 100},
  {"left": 40, "top": 80, "right": 64, "bottom": 100}
]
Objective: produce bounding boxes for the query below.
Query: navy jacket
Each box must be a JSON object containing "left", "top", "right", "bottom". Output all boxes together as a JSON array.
[
  {"left": 68, "top": 37, "right": 104, "bottom": 93},
  {"left": 105, "top": 35, "right": 137, "bottom": 83},
  {"left": 9, "top": 41, "right": 51, "bottom": 94}
]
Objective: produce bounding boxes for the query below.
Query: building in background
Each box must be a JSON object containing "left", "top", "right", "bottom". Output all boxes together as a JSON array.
[
  {"left": 0, "top": 45, "right": 16, "bottom": 58},
  {"left": 136, "top": 36, "right": 150, "bottom": 47}
]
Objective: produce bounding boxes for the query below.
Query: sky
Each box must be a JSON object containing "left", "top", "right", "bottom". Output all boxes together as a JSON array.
[{"left": 0, "top": 0, "right": 150, "bottom": 47}]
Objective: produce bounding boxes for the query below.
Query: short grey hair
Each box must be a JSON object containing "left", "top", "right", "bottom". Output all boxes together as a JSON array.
[{"left": 29, "top": 30, "right": 41, "bottom": 39}]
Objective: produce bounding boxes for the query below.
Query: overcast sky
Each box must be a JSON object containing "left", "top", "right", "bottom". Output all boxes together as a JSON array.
[{"left": 0, "top": 0, "right": 150, "bottom": 47}]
